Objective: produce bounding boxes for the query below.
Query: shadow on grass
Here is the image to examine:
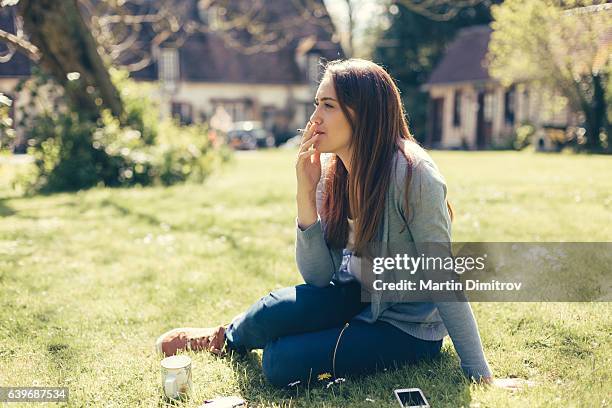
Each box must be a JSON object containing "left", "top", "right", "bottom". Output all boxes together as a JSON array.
[
  {"left": 99, "top": 198, "right": 163, "bottom": 226},
  {"left": 227, "top": 351, "right": 294, "bottom": 404},
  {"left": 220, "top": 350, "right": 472, "bottom": 407},
  {"left": 97, "top": 198, "right": 228, "bottom": 240},
  {"left": 0, "top": 198, "right": 15, "bottom": 216}
]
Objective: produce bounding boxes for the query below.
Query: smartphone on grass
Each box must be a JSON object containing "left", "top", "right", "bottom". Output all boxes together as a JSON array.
[{"left": 394, "top": 388, "right": 430, "bottom": 408}]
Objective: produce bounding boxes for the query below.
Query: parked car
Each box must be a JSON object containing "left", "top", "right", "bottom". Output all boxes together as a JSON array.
[
  {"left": 227, "top": 129, "right": 257, "bottom": 150},
  {"left": 227, "top": 121, "right": 275, "bottom": 150}
]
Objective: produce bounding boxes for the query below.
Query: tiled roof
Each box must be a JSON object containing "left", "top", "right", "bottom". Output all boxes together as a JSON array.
[
  {"left": 426, "top": 25, "right": 492, "bottom": 86},
  {"left": 179, "top": 0, "right": 341, "bottom": 84},
  {"left": 174, "top": 33, "right": 340, "bottom": 84},
  {"left": 0, "top": 1, "right": 342, "bottom": 84}
]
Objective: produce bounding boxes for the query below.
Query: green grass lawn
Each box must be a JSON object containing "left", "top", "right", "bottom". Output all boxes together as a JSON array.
[{"left": 0, "top": 149, "right": 611, "bottom": 407}]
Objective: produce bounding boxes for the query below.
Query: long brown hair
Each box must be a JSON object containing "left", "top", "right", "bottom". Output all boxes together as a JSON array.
[{"left": 320, "top": 59, "right": 453, "bottom": 256}]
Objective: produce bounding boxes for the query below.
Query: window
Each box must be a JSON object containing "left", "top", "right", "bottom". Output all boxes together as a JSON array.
[
  {"left": 453, "top": 90, "right": 462, "bottom": 127},
  {"left": 261, "top": 106, "right": 277, "bottom": 130},
  {"left": 211, "top": 99, "right": 253, "bottom": 123},
  {"left": 159, "top": 48, "right": 179, "bottom": 83},
  {"left": 504, "top": 86, "right": 516, "bottom": 125},
  {"left": 171, "top": 102, "right": 193, "bottom": 125},
  {"left": 198, "top": 4, "right": 220, "bottom": 30}
]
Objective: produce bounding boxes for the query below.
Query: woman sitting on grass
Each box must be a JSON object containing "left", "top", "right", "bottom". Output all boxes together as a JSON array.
[{"left": 157, "top": 59, "right": 510, "bottom": 388}]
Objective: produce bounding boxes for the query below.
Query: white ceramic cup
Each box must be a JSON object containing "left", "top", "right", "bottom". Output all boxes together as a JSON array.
[{"left": 161, "top": 355, "right": 192, "bottom": 400}]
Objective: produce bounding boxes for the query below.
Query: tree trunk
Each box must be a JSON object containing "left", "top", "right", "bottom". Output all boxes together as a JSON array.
[
  {"left": 583, "top": 74, "right": 606, "bottom": 151},
  {"left": 17, "top": 0, "right": 123, "bottom": 121},
  {"left": 591, "top": 73, "right": 607, "bottom": 150}
]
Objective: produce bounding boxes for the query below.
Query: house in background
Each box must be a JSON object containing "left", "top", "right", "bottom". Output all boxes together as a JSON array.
[
  {"left": 0, "top": 1, "right": 342, "bottom": 148},
  {"left": 423, "top": 25, "right": 575, "bottom": 150},
  {"left": 130, "top": 0, "right": 342, "bottom": 143}
]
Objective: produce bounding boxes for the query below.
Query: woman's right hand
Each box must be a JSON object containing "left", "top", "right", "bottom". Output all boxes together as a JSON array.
[
  {"left": 295, "top": 121, "right": 322, "bottom": 230},
  {"left": 295, "top": 121, "right": 322, "bottom": 195}
]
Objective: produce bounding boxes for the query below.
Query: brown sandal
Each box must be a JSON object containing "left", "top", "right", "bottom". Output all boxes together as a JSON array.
[{"left": 156, "top": 325, "right": 229, "bottom": 357}]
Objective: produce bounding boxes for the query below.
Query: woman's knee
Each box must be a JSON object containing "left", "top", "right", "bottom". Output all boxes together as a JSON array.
[
  {"left": 256, "top": 284, "right": 319, "bottom": 322},
  {"left": 252, "top": 287, "right": 298, "bottom": 327}
]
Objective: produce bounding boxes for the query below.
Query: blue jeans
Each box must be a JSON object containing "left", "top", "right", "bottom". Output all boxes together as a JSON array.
[{"left": 224, "top": 280, "right": 443, "bottom": 387}]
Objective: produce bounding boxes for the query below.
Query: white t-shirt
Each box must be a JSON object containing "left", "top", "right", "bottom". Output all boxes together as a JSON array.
[
  {"left": 347, "top": 218, "right": 355, "bottom": 248},
  {"left": 346, "top": 218, "right": 361, "bottom": 277}
]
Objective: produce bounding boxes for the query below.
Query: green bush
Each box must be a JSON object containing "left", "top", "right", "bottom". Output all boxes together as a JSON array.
[
  {"left": 19, "top": 109, "right": 231, "bottom": 193},
  {"left": 24, "top": 111, "right": 104, "bottom": 192},
  {"left": 484, "top": 123, "right": 536, "bottom": 151},
  {"left": 513, "top": 122, "right": 536, "bottom": 150},
  {"left": 490, "top": 133, "right": 517, "bottom": 150},
  {"left": 112, "top": 68, "right": 159, "bottom": 145},
  {"left": 8, "top": 70, "right": 231, "bottom": 193},
  {"left": 90, "top": 112, "right": 231, "bottom": 188}
]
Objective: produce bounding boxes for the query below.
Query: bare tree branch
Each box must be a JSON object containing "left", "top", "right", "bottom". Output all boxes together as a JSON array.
[
  {"left": 397, "top": 0, "right": 488, "bottom": 21},
  {"left": 1, "top": 0, "right": 338, "bottom": 72},
  {"left": 0, "top": 42, "right": 16, "bottom": 62},
  {"left": 0, "top": 8, "right": 40, "bottom": 62},
  {"left": 0, "top": 26, "right": 39, "bottom": 60}
]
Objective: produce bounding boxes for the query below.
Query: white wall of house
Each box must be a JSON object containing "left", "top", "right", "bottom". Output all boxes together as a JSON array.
[
  {"left": 0, "top": 77, "right": 60, "bottom": 146},
  {"left": 158, "top": 81, "right": 313, "bottom": 129},
  {"left": 428, "top": 82, "right": 516, "bottom": 148},
  {"left": 491, "top": 86, "right": 507, "bottom": 143},
  {"left": 0, "top": 77, "right": 22, "bottom": 113},
  {"left": 428, "top": 85, "right": 456, "bottom": 147},
  {"left": 427, "top": 80, "right": 576, "bottom": 149},
  {"left": 1, "top": 76, "right": 316, "bottom": 148},
  {"left": 428, "top": 83, "right": 481, "bottom": 148},
  {"left": 0, "top": 77, "right": 20, "bottom": 93}
]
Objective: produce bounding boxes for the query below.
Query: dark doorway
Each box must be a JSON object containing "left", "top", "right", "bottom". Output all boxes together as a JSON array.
[
  {"left": 476, "top": 91, "right": 492, "bottom": 149},
  {"left": 429, "top": 97, "right": 444, "bottom": 147}
]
